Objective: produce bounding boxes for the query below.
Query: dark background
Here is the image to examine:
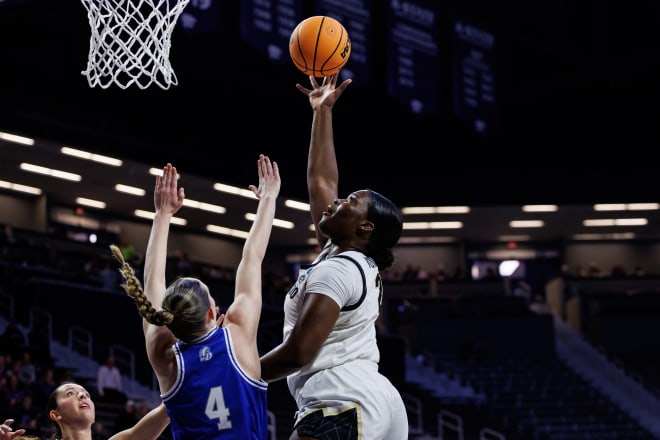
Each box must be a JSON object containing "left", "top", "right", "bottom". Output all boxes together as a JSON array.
[{"left": 1, "top": 0, "right": 659, "bottom": 207}]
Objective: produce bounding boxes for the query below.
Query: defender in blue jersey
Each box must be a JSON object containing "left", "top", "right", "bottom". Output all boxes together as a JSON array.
[{"left": 112, "top": 155, "right": 280, "bottom": 439}]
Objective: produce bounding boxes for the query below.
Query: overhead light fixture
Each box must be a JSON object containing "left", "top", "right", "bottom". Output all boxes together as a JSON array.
[
  {"left": 583, "top": 218, "right": 648, "bottom": 227},
  {"left": 401, "top": 206, "right": 471, "bottom": 215},
  {"left": 134, "top": 209, "right": 187, "bottom": 225},
  {"left": 285, "top": 199, "right": 310, "bottom": 211},
  {"left": 75, "top": 197, "right": 106, "bottom": 209},
  {"left": 244, "top": 212, "right": 294, "bottom": 229},
  {"left": 115, "top": 184, "right": 146, "bottom": 196},
  {"left": 206, "top": 224, "right": 249, "bottom": 239},
  {"left": 594, "top": 203, "right": 659, "bottom": 211},
  {"left": 0, "top": 180, "right": 42, "bottom": 195},
  {"left": 403, "top": 221, "right": 463, "bottom": 230},
  {"left": 213, "top": 182, "right": 257, "bottom": 199},
  {"left": 61, "top": 147, "right": 123, "bottom": 166},
  {"left": 149, "top": 167, "right": 181, "bottom": 179},
  {"left": 20, "top": 162, "right": 81, "bottom": 182},
  {"left": 0, "top": 131, "right": 35, "bottom": 145},
  {"left": 522, "top": 205, "right": 558, "bottom": 212},
  {"left": 183, "top": 199, "right": 226, "bottom": 214},
  {"left": 510, "top": 220, "right": 544, "bottom": 228}
]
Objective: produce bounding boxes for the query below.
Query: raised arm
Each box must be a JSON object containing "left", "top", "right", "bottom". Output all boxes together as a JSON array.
[
  {"left": 143, "top": 163, "right": 184, "bottom": 313},
  {"left": 297, "top": 73, "right": 352, "bottom": 245},
  {"left": 141, "top": 163, "right": 184, "bottom": 376},
  {"left": 223, "top": 155, "right": 280, "bottom": 374}
]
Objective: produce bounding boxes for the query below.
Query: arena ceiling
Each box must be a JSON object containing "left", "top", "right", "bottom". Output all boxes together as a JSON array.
[{"left": 1, "top": 1, "right": 659, "bottom": 247}]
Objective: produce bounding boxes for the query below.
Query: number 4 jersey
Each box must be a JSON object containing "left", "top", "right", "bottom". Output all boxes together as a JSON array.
[{"left": 162, "top": 326, "right": 269, "bottom": 439}]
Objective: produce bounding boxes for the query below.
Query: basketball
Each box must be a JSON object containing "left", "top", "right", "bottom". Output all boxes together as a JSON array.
[{"left": 289, "top": 16, "right": 351, "bottom": 77}]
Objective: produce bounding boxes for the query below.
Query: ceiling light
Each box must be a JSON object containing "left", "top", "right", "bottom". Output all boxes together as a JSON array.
[
  {"left": 0, "top": 180, "right": 42, "bottom": 195},
  {"left": 403, "top": 221, "right": 463, "bottom": 230},
  {"left": 594, "top": 203, "right": 660, "bottom": 212},
  {"left": 61, "top": 147, "right": 123, "bottom": 166},
  {"left": 182, "top": 199, "right": 226, "bottom": 214},
  {"left": 285, "top": 199, "right": 310, "bottom": 211},
  {"left": 206, "top": 224, "right": 249, "bottom": 239},
  {"left": 75, "top": 197, "right": 106, "bottom": 209},
  {"left": 149, "top": 167, "right": 181, "bottom": 179},
  {"left": 134, "top": 209, "right": 187, "bottom": 225},
  {"left": 401, "top": 206, "right": 471, "bottom": 214},
  {"left": 20, "top": 163, "right": 81, "bottom": 181},
  {"left": 115, "top": 184, "right": 146, "bottom": 196},
  {"left": 0, "top": 131, "right": 35, "bottom": 145},
  {"left": 583, "top": 218, "right": 648, "bottom": 227},
  {"left": 522, "top": 205, "right": 558, "bottom": 212},
  {"left": 213, "top": 182, "right": 257, "bottom": 199},
  {"left": 244, "top": 212, "right": 294, "bottom": 229},
  {"left": 627, "top": 203, "right": 659, "bottom": 211},
  {"left": 509, "top": 220, "right": 544, "bottom": 228}
]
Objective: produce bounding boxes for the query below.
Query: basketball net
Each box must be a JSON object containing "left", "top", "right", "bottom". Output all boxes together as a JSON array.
[{"left": 80, "top": 0, "right": 190, "bottom": 90}]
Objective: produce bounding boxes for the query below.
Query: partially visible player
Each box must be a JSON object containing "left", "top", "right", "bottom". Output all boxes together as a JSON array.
[{"left": 0, "top": 382, "right": 170, "bottom": 440}]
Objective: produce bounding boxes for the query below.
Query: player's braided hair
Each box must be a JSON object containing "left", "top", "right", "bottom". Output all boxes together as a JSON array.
[{"left": 109, "top": 244, "right": 173, "bottom": 326}]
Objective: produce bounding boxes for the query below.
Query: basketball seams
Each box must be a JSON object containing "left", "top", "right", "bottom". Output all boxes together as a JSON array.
[
  {"left": 312, "top": 16, "right": 325, "bottom": 77},
  {"left": 320, "top": 25, "right": 345, "bottom": 76}
]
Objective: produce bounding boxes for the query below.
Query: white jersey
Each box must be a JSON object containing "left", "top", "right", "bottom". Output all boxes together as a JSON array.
[
  {"left": 283, "top": 248, "right": 381, "bottom": 380},
  {"left": 282, "top": 245, "right": 409, "bottom": 439}
]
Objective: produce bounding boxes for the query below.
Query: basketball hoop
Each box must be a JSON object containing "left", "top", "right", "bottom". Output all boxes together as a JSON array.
[{"left": 80, "top": 0, "right": 190, "bottom": 90}]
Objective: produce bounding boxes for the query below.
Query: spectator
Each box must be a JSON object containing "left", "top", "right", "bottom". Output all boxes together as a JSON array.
[
  {"left": 99, "top": 259, "right": 119, "bottom": 290},
  {"left": 7, "top": 394, "right": 41, "bottom": 437},
  {"left": 96, "top": 355, "right": 126, "bottom": 404},
  {"left": 33, "top": 367, "right": 57, "bottom": 408},
  {"left": 6, "top": 375, "right": 25, "bottom": 409},
  {"left": 610, "top": 261, "right": 627, "bottom": 278},
  {"left": 16, "top": 352, "right": 36, "bottom": 389}
]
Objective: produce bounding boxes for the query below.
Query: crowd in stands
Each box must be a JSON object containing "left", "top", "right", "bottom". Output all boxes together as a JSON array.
[{"left": 0, "top": 317, "right": 168, "bottom": 439}]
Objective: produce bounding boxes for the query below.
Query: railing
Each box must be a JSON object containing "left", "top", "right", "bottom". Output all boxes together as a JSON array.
[
  {"left": 401, "top": 391, "right": 424, "bottom": 435},
  {"left": 0, "top": 291, "right": 14, "bottom": 321},
  {"left": 267, "top": 410, "right": 277, "bottom": 440},
  {"left": 438, "top": 409, "right": 463, "bottom": 440},
  {"left": 29, "top": 306, "right": 53, "bottom": 342},
  {"left": 68, "top": 325, "right": 93, "bottom": 358},
  {"left": 110, "top": 343, "right": 136, "bottom": 384}
]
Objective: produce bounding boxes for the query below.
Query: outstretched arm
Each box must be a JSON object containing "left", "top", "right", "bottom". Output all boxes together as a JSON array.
[
  {"left": 224, "top": 154, "right": 280, "bottom": 376},
  {"left": 142, "top": 164, "right": 183, "bottom": 374},
  {"left": 298, "top": 72, "right": 351, "bottom": 245},
  {"left": 109, "top": 403, "right": 170, "bottom": 440}
]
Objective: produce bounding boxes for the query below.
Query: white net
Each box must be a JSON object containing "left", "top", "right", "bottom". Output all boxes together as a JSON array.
[{"left": 80, "top": 0, "right": 190, "bottom": 90}]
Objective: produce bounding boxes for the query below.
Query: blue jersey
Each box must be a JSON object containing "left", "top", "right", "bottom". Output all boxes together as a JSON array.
[{"left": 161, "top": 326, "right": 269, "bottom": 440}]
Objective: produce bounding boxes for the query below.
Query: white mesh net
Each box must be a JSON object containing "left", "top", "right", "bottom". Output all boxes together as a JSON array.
[{"left": 80, "top": 0, "right": 190, "bottom": 90}]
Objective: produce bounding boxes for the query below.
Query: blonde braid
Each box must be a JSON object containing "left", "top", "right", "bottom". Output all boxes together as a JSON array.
[{"left": 109, "top": 244, "right": 173, "bottom": 326}]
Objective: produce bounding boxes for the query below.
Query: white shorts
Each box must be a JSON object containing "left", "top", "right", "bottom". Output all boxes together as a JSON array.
[{"left": 289, "top": 359, "right": 409, "bottom": 440}]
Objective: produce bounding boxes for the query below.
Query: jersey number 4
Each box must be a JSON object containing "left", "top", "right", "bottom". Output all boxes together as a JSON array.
[{"left": 206, "top": 386, "right": 232, "bottom": 430}]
